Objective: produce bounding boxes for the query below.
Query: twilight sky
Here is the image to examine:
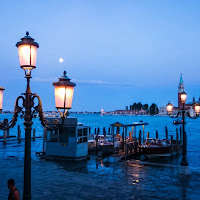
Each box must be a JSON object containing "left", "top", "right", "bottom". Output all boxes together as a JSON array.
[{"left": 0, "top": 0, "right": 200, "bottom": 112}]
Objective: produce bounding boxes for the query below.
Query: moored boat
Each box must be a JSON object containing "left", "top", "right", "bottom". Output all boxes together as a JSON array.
[
  {"left": 88, "top": 134, "right": 122, "bottom": 152},
  {"left": 140, "top": 138, "right": 179, "bottom": 158}
]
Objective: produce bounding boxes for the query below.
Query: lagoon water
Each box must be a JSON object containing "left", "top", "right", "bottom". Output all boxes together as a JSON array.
[
  {"left": 76, "top": 114, "right": 200, "bottom": 170},
  {"left": 0, "top": 113, "right": 200, "bottom": 199},
  {"left": 0, "top": 113, "right": 200, "bottom": 169}
]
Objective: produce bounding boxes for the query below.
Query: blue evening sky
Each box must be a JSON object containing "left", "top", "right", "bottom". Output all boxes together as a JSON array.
[{"left": 0, "top": 0, "right": 200, "bottom": 112}]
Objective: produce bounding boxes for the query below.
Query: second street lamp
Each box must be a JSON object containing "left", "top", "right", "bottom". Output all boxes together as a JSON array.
[
  {"left": 166, "top": 91, "right": 200, "bottom": 174},
  {"left": 52, "top": 71, "right": 76, "bottom": 118}
]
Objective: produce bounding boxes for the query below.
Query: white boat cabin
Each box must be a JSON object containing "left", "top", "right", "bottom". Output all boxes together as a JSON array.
[{"left": 44, "top": 117, "right": 88, "bottom": 160}]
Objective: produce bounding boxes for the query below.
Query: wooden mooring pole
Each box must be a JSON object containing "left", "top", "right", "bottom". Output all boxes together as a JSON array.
[
  {"left": 96, "top": 128, "right": 99, "bottom": 153},
  {"left": 176, "top": 128, "right": 179, "bottom": 153},
  {"left": 180, "top": 127, "right": 182, "bottom": 145},
  {"left": 165, "top": 126, "right": 168, "bottom": 141},
  {"left": 147, "top": 132, "right": 149, "bottom": 139},
  {"left": 18, "top": 125, "right": 21, "bottom": 143},
  {"left": 33, "top": 129, "right": 36, "bottom": 141},
  {"left": 171, "top": 135, "right": 173, "bottom": 157},
  {"left": 7, "top": 129, "right": 9, "bottom": 137},
  {"left": 43, "top": 127, "right": 47, "bottom": 151},
  {"left": 3, "top": 130, "right": 6, "bottom": 145},
  {"left": 139, "top": 130, "right": 142, "bottom": 146},
  {"left": 138, "top": 130, "right": 142, "bottom": 153},
  {"left": 125, "top": 142, "right": 128, "bottom": 160},
  {"left": 156, "top": 130, "right": 158, "bottom": 139},
  {"left": 122, "top": 128, "right": 124, "bottom": 152}
]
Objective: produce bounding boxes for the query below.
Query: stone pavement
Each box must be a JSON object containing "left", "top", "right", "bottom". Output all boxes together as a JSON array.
[{"left": 0, "top": 156, "right": 200, "bottom": 200}]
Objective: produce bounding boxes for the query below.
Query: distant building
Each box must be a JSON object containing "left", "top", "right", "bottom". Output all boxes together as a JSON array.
[
  {"left": 159, "top": 106, "right": 168, "bottom": 115},
  {"left": 173, "top": 74, "right": 199, "bottom": 116},
  {"left": 159, "top": 74, "right": 200, "bottom": 116},
  {"left": 110, "top": 108, "right": 148, "bottom": 115}
]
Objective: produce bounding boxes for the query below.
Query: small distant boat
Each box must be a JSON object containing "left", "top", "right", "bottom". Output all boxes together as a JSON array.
[{"left": 173, "top": 119, "right": 186, "bottom": 125}]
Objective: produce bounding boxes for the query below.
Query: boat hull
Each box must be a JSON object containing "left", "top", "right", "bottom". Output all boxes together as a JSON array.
[{"left": 141, "top": 145, "right": 180, "bottom": 157}]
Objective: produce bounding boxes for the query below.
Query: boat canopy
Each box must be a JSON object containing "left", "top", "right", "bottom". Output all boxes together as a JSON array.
[
  {"left": 110, "top": 121, "right": 148, "bottom": 127},
  {"left": 124, "top": 122, "right": 149, "bottom": 127},
  {"left": 110, "top": 122, "right": 125, "bottom": 127}
]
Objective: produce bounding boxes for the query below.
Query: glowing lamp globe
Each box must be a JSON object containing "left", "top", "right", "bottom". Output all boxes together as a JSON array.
[
  {"left": 0, "top": 87, "right": 5, "bottom": 113},
  {"left": 180, "top": 91, "right": 187, "bottom": 104},
  {"left": 194, "top": 103, "right": 200, "bottom": 115},
  {"left": 52, "top": 71, "right": 76, "bottom": 111},
  {"left": 166, "top": 102, "right": 173, "bottom": 114},
  {"left": 16, "top": 32, "right": 39, "bottom": 75}
]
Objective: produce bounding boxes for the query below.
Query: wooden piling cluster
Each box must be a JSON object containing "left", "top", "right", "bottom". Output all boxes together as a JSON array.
[
  {"left": 1, "top": 127, "right": 41, "bottom": 144},
  {"left": 90, "top": 125, "right": 182, "bottom": 160},
  {"left": 91, "top": 127, "right": 112, "bottom": 136},
  {"left": 124, "top": 125, "right": 183, "bottom": 160}
]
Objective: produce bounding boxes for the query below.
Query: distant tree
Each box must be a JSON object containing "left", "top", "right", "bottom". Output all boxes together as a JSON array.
[
  {"left": 126, "top": 106, "right": 128, "bottom": 110},
  {"left": 150, "top": 103, "right": 159, "bottom": 115},
  {"left": 130, "top": 105, "right": 133, "bottom": 110},
  {"left": 133, "top": 103, "right": 137, "bottom": 110},
  {"left": 137, "top": 102, "right": 142, "bottom": 110},
  {"left": 143, "top": 104, "right": 148, "bottom": 111}
]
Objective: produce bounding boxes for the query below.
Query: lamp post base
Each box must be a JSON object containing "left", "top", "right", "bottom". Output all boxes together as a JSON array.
[{"left": 178, "top": 165, "right": 191, "bottom": 175}]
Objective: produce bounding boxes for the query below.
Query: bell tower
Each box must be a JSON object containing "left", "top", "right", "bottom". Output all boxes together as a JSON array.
[{"left": 178, "top": 73, "right": 184, "bottom": 109}]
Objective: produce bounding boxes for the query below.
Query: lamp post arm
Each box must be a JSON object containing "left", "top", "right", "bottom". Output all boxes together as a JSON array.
[
  {"left": 168, "top": 110, "right": 181, "bottom": 118},
  {"left": 0, "top": 96, "right": 25, "bottom": 130},
  {"left": 32, "top": 94, "right": 65, "bottom": 130},
  {"left": 57, "top": 108, "right": 69, "bottom": 118},
  {"left": 186, "top": 111, "right": 199, "bottom": 119}
]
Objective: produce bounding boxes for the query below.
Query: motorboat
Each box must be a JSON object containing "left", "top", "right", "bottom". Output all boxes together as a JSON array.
[
  {"left": 88, "top": 134, "right": 122, "bottom": 152},
  {"left": 140, "top": 138, "right": 179, "bottom": 158}
]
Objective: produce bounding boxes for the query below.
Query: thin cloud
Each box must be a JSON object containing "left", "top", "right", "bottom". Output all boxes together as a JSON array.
[
  {"left": 73, "top": 79, "right": 135, "bottom": 87},
  {"left": 32, "top": 77, "right": 135, "bottom": 87},
  {"left": 32, "top": 77, "right": 56, "bottom": 82}
]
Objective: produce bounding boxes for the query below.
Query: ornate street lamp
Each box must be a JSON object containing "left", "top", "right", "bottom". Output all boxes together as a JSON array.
[
  {"left": 166, "top": 90, "right": 199, "bottom": 174},
  {"left": 0, "top": 32, "right": 69, "bottom": 200},
  {"left": 0, "top": 87, "right": 5, "bottom": 113},
  {"left": 180, "top": 91, "right": 187, "bottom": 104},
  {"left": 166, "top": 101, "right": 173, "bottom": 115},
  {"left": 52, "top": 71, "right": 76, "bottom": 118},
  {"left": 194, "top": 102, "right": 200, "bottom": 115},
  {"left": 16, "top": 31, "right": 39, "bottom": 77}
]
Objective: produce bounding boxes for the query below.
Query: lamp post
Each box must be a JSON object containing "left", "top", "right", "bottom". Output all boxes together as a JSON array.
[
  {"left": 0, "top": 32, "right": 74, "bottom": 200},
  {"left": 0, "top": 87, "right": 5, "bottom": 113},
  {"left": 166, "top": 91, "right": 200, "bottom": 174},
  {"left": 16, "top": 31, "right": 40, "bottom": 200}
]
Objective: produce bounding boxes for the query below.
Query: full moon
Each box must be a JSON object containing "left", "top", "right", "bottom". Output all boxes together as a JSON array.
[{"left": 59, "top": 58, "right": 64, "bottom": 63}]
